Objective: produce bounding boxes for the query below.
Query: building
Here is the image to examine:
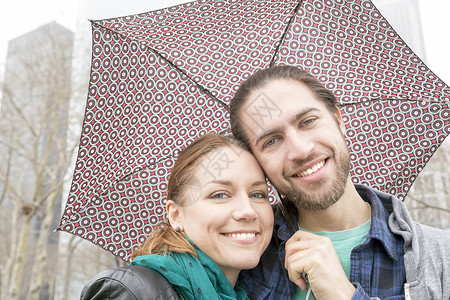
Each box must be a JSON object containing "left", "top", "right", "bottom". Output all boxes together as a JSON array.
[{"left": 372, "top": 0, "right": 427, "bottom": 61}]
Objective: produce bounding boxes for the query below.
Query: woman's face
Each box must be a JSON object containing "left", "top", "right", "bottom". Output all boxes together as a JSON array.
[{"left": 171, "top": 145, "right": 274, "bottom": 285}]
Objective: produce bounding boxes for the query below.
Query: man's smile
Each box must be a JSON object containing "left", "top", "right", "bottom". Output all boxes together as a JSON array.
[{"left": 293, "top": 160, "right": 326, "bottom": 178}]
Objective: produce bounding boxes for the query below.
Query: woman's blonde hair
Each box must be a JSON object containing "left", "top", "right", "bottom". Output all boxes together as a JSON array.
[{"left": 131, "top": 132, "right": 249, "bottom": 260}]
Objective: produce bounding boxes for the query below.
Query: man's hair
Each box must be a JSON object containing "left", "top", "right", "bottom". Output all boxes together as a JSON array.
[{"left": 230, "top": 65, "right": 338, "bottom": 145}]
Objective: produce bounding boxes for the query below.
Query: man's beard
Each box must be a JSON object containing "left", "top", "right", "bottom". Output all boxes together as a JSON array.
[{"left": 280, "top": 148, "right": 351, "bottom": 211}]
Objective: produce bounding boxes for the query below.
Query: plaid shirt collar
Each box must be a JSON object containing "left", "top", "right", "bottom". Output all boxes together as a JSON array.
[
  {"left": 276, "top": 184, "right": 399, "bottom": 261},
  {"left": 355, "top": 184, "right": 399, "bottom": 261}
]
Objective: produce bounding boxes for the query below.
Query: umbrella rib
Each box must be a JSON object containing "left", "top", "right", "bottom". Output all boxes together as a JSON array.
[
  {"left": 269, "top": 0, "right": 304, "bottom": 67},
  {"left": 338, "top": 98, "right": 450, "bottom": 106},
  {"left": 99, "top": 128, "right": 232, "bottom": 197},
  {"left": 91, "top": 21, "right": 231, "bottom": 112}
]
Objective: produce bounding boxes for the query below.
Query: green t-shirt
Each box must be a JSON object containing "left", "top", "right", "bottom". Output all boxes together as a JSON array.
[{"left": 293, "top": 220, "right": 371, "bottom": 299}]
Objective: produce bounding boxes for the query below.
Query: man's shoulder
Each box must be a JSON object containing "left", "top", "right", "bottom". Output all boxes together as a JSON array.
[
  {"left": 412, "top": 221, "right": 450, "bottom": 296},
  {"left": 415, "top": 222, "right": 450, "bottom": 245}
]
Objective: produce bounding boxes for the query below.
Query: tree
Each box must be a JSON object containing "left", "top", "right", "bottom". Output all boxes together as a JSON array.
[
  {"left": 0, "top": 21, "right": 124, "bottom": 300},
  {"left": 0, "top": 22, "right": 75, "bottom": 300},
  {"left": 405, "top": 138, "right": 450, "bottom": 230}
]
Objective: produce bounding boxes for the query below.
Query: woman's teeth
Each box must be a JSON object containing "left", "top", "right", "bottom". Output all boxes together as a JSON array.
[{"left": 224, "top": 233, "right": 256, "bottom": 239}]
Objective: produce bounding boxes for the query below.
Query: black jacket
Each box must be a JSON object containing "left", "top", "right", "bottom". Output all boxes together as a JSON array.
[{"left": 80, "top": 265, "right": 182, "bottom": 300}]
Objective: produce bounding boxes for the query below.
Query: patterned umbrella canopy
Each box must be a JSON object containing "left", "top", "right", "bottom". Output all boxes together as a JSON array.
[{"left": 58, "top": 0, "right": 450, "bottom": 261}]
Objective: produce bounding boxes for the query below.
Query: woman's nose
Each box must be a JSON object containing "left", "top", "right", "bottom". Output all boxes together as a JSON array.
[{"left": 232, "top": 195, "right": 258, "bottom": 221}]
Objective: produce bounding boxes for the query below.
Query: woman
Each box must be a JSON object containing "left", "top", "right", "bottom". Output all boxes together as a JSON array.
[{"left": 81, "top": 133, "right": 274, "bottom": 299}]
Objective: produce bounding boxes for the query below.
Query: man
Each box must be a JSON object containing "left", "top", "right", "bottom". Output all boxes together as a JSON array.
[{"left": 230, "top": 65, "right": 450, "bottom": 299}]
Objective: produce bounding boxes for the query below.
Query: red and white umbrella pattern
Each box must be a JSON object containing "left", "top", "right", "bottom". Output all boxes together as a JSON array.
[{"left": 58, "top": 0, "right": 450, "bottom": 261}]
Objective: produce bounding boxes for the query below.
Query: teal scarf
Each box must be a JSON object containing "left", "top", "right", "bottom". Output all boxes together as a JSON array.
[{"left": 131, "top": 243, "right": 249, "bottom": 300}]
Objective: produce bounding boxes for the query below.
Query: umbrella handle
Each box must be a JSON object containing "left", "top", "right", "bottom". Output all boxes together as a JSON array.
[
  {"left": 276, "top": 192, "right": 296, "bottom": 234},
  {"left": 276, "top": 192, "right": 309, "bottom": 283}
]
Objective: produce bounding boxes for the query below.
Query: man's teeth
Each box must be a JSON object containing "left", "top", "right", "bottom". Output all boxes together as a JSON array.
[
  {"left": 224, "top": 233, "right": 256, "bottom": 239},
  {"left": 295, "top": 161, "right": 325, "bottom": 177}
]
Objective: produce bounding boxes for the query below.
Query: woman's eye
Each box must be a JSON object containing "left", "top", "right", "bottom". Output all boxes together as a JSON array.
[
  {"left": 249, "top": 192, "right": 267, "bottom": 199},
  {"left": 209, "top": 191, "right": 229, "bottom": 199}
]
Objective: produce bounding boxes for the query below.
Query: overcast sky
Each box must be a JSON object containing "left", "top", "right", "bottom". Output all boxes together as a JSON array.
[{"left": 0, "top": 0, "right": 449, "bottom": 84}]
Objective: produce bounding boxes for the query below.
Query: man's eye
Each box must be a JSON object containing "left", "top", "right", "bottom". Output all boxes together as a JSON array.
[
  {"left": 302, "top": 118, "right": 316, "bottom": 126},
  {"left": 263, "top": 137, "right": 278, "bottom": 148}
]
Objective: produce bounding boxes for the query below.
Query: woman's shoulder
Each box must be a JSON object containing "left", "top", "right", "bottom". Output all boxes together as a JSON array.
[{"left": 80, "top": 265, "right": 182, "bottom": 300}]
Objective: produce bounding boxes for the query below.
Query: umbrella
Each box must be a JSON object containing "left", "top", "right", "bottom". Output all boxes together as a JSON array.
[{"left": 58, "top": 0, "right": 450, "bottom": 261}]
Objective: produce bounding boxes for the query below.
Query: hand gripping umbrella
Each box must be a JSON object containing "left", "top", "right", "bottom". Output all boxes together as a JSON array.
[{"left": 58, "top": 0, "right": 450, "bottom": 261}]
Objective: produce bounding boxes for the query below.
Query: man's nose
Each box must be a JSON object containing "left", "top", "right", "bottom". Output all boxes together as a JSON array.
[{"left": 285, "top": 129, "right": 314, "bottom": 161}]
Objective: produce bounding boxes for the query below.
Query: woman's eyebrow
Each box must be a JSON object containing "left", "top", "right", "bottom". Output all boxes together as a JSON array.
[
  {"left": 252, "top": 180, "right": 267, "bottom": 187},
  {"left": 205, "top": 180, "right": 266, "bottom": 187},
  {"left": 205, "top": 180, "right": 232, "bottom": 186}
]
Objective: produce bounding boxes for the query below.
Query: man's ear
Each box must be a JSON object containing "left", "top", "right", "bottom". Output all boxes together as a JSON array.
[
  {"left": 166, "top": 200, "right": 184, "bottom": 230},
  {"left": 335, "top": 107, "right": 346, "bottom": 135}
]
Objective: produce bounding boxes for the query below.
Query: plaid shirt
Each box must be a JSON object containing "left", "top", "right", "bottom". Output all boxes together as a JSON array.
[{"left": 239, "top": 185, "right": 406, "bottom": 299}]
